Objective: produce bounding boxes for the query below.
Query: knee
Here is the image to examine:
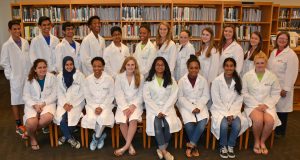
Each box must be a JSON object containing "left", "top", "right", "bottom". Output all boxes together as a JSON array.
[
  {"left": 264, "top": 117, "right": 274, "bottom": 127},
  {"left": 220, "top": 118, "right": 228, "bottom": 130},
  {"left": 232, "top": 118, "right": 241, "bottom": 131}
]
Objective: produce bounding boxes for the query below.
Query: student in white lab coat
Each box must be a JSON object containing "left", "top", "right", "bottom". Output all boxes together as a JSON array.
[
  {"left": 103, "top": 26, "right": 130, "bottom": 78},
  {"left": 0, "top": 20, "right": 30, "bottom": 137},
  {"left": 241, "top": 31, "right": 263, "bottom": 76},
  {"left": 134, "top": 24, "right": 156, "bottom": 78},
  {"left": 218, "top": 24, "right": 244, "bottom": 74},
  {"left": 268, "top": 31, "right": 299, "bottom": 137},
  {"left": 23, "top": 59, "right": 57, "bottom": 150},
  {"left": 114, "top": 57, "right": 144, "bottom": 156},
  {"left": 243, "top": 53, "right": 281, "bottom": 155},
  {"left": 79, "top": 16, "right": 106, "bottom": 76},
  {"left": 154, "top": 22, "right": 177, "bottom": 75},
  {"left": 174, "top": 30, "right": 195, "bottom": 81},
  {"left": 196, "top": 27, "right": 219, "bottom": 86},
  {"left": 143, "top": 57, "right": 182, "bottom": 160},
  {"left": 81, "top": 57, "right": 114, "bottom": 151},
  {"left": 211, "top": 58, "right": 248, "bottom": 159},
  {"left": 55, "top": 22, "right": 81, "bottom": 72},
  {"left": 29, "top": 16, "right": 60, "bottom": 73},
  {"left": 54, "top": 56, "right": 85, "bottom": 149},
  {"left": 177, "top": 55, "right": 209, "bottom": 158}
]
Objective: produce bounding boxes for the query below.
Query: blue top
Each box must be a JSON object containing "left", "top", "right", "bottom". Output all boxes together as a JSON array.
[
  {"left": 70, "top": 41, "right": 76, "bottom": 50},
  {"left": 37, "top": 78, "right": 45, "bottom": 91},
  {"left": 14, "top": 39, "right": 22, "bottom": 49},
  {"left": 44, "top": 36, "right": 51, "bottom": 45}
]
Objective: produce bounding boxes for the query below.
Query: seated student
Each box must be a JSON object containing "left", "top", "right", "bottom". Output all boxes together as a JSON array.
[
  {"left": 81, "top": 57, "right": 114, "bottom": 151},
  {"left": 114, "top": 57, "right": 144, "bottom": 156},
  {"left": 174, "top": 30, "right": 195, "bottom": 81},
  {"left": 143, "top": 57, "right": 182, "bottom": 160},
  {"left": 243, "top": 53, "right": 281, "bottom": 155},
  {"left": 210, "top": 58, "right": 248, "bottom": 159},
  {"left": 54, "top": 56, "right": 85, "bottom": 149},
  {"left": 23, "top": 59, "right": 57, "bottom": 150},
  {"left": 177, "top": 55, "right": 209, "bottom": 158},
  {"left": 103, "top": 26, "right": 130, "bottom": 79}
]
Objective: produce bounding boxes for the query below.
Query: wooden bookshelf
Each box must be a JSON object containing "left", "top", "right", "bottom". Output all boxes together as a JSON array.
[{"left": 277, "top": 6, "right": 300, "bottom": 34}]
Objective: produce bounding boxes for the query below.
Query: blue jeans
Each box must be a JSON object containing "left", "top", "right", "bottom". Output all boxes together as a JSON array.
[
  {"left": 184, "top": 118, "right": 207, "bottom": 146},
  {"left": 154, "top": 116, "right": 171, "bottom": 150},
  {"left": 219, "top": 116, "right": 241, "bottom": 147},
  {"left": 59, "top": 112, "right": 75, "bottom": 140}
]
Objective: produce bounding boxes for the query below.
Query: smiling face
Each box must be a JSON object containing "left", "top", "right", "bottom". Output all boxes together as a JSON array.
[
  {"left": 64, "top": 60, "right": 74, "bottom": 72},
  {"left": 277, "top": 34, "right": 289, "bottom": 49},
  {"left": 112, "top": 31, "right": 122, "bottom": 44},
  {"left": 125, "top": 59, "right": 136, "bottom": 74},
  {"left": 159, "top": 24, "right": 168, "bottom": 39},
  {"left": 9, "top": 24, "right": 21, "bottom": 39},
  {"left": 223, "top": 27, "right": 234, "bottom": 41},
  {"left": 224, "top": 60, "right": 235, "bottom": 76},
  {"left": 35, "top": 62, "right": 47, "bottom": 78},
  {"left": 179, "top": 31, "right": 189, "bottom": 46},
  {"left": 39, "top": 20, "right": 52, "bottom": 36},
  {"left": 201, "top": 29, "right": 212, "bottom": 44},
  {"left": 92, "top": 60, "right": 104, "bottom": 77},
  {"left": 64, "top": 26, "right": 74, "bottom": 38},
  {"left": 155, "top": 60, "right": 165, "bottom": 75},
  {"left": 250, "top": 33, "right": 260, "bottom": 48},
  {"left": 188, "top": 61, "right": 200, "bottom": 78},
  {"left": 139, "top": 27, "right": 150, "bottom": 43},
  {"left": 89, "top": 18, "right": 100, "bottom": 34},
  {"left": 254, "top": 58, "right": 267, "bottom": 73}
]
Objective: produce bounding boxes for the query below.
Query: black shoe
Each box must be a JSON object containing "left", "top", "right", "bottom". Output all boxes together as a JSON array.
[
  {"left": 220, "top": 146, "right": 228, "bottom": 159},
  {"left": 227, "top": 146, "right": 236, "bottom": 158}
]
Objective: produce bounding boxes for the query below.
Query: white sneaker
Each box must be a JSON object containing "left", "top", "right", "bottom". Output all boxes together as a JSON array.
[
  {"left": 68, "top": 138, "right": 81, "bottom": 149},
  {"left": 89, "top": 133, "right": 98, "bottom": 151},
  {"left": 156, "top": 149, "right": 163, "bottom": 159},
  {"left": 97, "top": 132, "right": 107, "bottom": 149},
  {"left": 227, "top": 146, "right": 236, "bottom": 158},
  {"left": 220, "top": 146, "right": 228, "bottom": 159}
]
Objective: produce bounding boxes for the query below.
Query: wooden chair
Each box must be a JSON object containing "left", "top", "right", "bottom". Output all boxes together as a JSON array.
[
  {"left": 53, "top": 123, "right": 85, "bottom": 147},
  {"left": 211, "top": 129, "right": 244, "bottom": 150},
  {"left": 244, "top": 128, "right": 275, "bottom": 149},
  {"left": 116, "top": 112, "right": 147, "bottom": 148},
  {"left": 25, "top": 123, "right": 54, "bottom": 147}
]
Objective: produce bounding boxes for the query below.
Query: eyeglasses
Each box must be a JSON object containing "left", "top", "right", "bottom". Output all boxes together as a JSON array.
[{"left": 278, "top": 37, "right": 288, "bottom": 41}]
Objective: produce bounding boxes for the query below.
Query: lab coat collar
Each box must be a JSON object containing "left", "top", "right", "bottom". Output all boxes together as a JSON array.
[
  {"left": 220, "top": 72, "right": 236, "bottom": 89},
  {"left": 182, "top": 73, "right": 201, "bottom": 88},
  {"left": 38, "top": 33, "right": 55, "bottom": 46},
  {"left": 8, "top": 36, "right": 25, "bottom": 52}
]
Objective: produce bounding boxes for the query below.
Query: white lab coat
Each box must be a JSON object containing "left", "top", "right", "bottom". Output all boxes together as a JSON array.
[
  {"left": 81, "top": 72, "right": 114, "bottom": 129},
  {"left": 198, "top": 47, "right": 220, "bottom": 85},
  {"left": 154, "top": 41, "right": 177, "bottom": 75},
  {"left": 219, "top": 41, "right": 244, "bottom": 74},
  {"left": 210, "top": 73, "right": 248, "bottom": 139},
  {"left": 143, "top": 76, "right": 182, "bottom": 136},
  {"left": 114, "top": 72, "right": 144, "bottom": 123},
  {"left": 242, "top": 69, "right": 281, "bottom": 129},
  {"left": 54, "top": 70, "right": 85, "bottom": 126},
  {"left": 0, "top": 36, "right": 30, "bottom": 105},
  {"left": 23, "top": 72, "right": 57, "bottom": 124},
  {"left": 79, "top": 32, "right": 105, "bottom": 76},
  {"left": 29, "top": 34, "right": 59, "bottom": 72},
  {"left": 55, "top": 38, "right": 81, "bottom": 72},
  {"left": 133, "top": 39, "right": 156, "bottom": 77},
  {"left": 177, "top": 74, "right": 210, "bottom": 124},
  {"left": 103, "top": 42, "right": 130, "bottom": 78},
  {"left": 174, "top": 42, "right": 195, "bottom": 81},
  {"left": 268, "top": 47, "right": 299, "bottom": 112},
  {"left": 241, "top": 50, "right": 255, "bottom": 77}
]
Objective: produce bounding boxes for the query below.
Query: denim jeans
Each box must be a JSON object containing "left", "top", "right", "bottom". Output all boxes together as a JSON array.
[
  {"left": 184, "top": 118, "right": 207, "bottom": 146},
  {"left": 59, "top": 112, "right": 75, "bottom": 140},
  {"left": 154, "top": 116, "right": 171, "bottom": 150},
  {"left": 219, "top": 116, "right": 241, "bottom": 147}
]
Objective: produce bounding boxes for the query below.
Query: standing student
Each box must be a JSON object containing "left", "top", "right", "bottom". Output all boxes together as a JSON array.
[
  {"left": 55, "top": 22, "right": 81, "bottom": 72},
  {"left": 177, "top": 55, "right": 210, "bottom": 158},
  {"left": 80, "top": 16, "right": 106, "bottom": 76},
  {"left": 81, "top": 57, "right": 114, "bottom": 151},
  {"left": 268, "top": 31, "right": 299, "bottom": 137},
  {"left": 29, "top": 16, "right": 59, "bottom": 73},
  {"left": 241, "top": 31, "right": 263, "bottom": 76},
  {"left": 211, "top": 58, "right": 248, "bottom": 159},
  {"left": 154, "top": 22, "right": 177, "bottom": 75},
  {"left": 143, "top": 57, "right": 182, "bottom": 160},
  {"left": 114, "top": 57, "right": 144, "bottom": 156},
  {"left": 103, "top": 26, "right": 130, "bottom": 78},
  {"left": 0, "top": 20, "right": 30, "bottom": 138},
  {"left": 23, "top": 59, "right": 57, "bottom": 150},
  {"left": 218, "top": 24, "right": 244, "bottom": 74},
  {"left": 134, "top": 24, "right": 156, "bottom": 78},
  {"left": 54, "top": 56, "right": 85, "bottom": 149},
  {"left": 174, "top": 30, "right": 195, "bottom": 81},
  {"left": 196, "top": 27, "right": 219, "bottom": 85},
  {"left": 243, "top": 53, "right": 281, "bottom": 155}
]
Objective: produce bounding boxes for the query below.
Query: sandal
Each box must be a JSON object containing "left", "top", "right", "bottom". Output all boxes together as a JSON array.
[
  {"left": 114, "top": 148, "right": 126, "bottom": 157},
  {"left": 253, "top": 147, "right": 261, "bottom": 154},
  {"left": 261, "top": 147, "right": 269, "bottom": 155},
  {"left": 31, "top": 144, "right": 40, "bottom": 151},
  {"left": 185, "top": 143, "right": 193, "bottom": 158},
  {"left": 192, "top": 147, "right": 200, "bottom": 157},
  {"left": 128, "top": 145, "right": 136, "bottom": 156}
]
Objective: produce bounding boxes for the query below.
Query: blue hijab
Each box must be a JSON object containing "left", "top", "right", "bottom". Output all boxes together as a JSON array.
[{"left": 63, "top": 56, "right": 76, "bottom": 89}]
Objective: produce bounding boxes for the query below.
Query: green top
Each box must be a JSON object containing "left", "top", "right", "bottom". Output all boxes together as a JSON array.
[
  {"left": 256, "top": 72, "right": 264, "bottom": 82},
  {"left": 156, "top": 76, "right": 163, "bottom": 86},
  {"left": 141, "top": 43, "right": 146, "bottom": 50}
]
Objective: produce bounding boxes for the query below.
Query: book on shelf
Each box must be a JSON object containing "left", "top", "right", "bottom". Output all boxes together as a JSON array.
[
  {"left": 279, "top": 9, "right": 290, "bottom": 18},
  {"left": 121, "top": 5, "right": 170, "bottom": 21},
  {"left": 235, "top": 25, "right": 261, "bottom": 40},
  {"left": 292, "top": 9, "right": 300, "bottom": 19},
  {"left": 173, "top": 7, "right": 217, "bottom": 21},
  {"left": 124, "top": 42, "right": 136, "bottom": 54},
  {"left": 190, "top": 41, "right": 200, "bottom": 51},
  {"left": 122, "top": 24, "right": 139, "bottom": 39},
  {"left": 23, "top": 7, "right": 68, "bottom": 22},
  {"left": 51, "top": 24, "right": 63, "bottom": 38},
  {"left": 24, "top": 26, "right": 39, "bottom": 40},
  {"left": 173, "top": 24, "right": 216, "bottom": 39},
  {"left": 291, "top": 21, "right": 300, "bottom": 30},
  {"left": 241, "top": 41, "right": 250, "bottom": 52},
  {"left": 122, "top": 6, "right": 143, "bottom": 21},
  {"left": 72, "top": 6, "right": 120, "bottom": 22},
  {"left": 12, "top": 8, "right": 20, "bottom": 19},
  {"left": 224, "top": 7, "right": 239, "bottom": 22},
  {"left": 242, "top": 8, "right": 261, "bottom": 22},
  {"left": 279, "top": 21, "right": 289, "bottom": 29}
]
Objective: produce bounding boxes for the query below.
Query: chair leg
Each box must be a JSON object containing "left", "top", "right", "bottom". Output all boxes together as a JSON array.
[
  {"left": 245, "top": 129, "right": 249, "bottom": 150},
  {"left": 85, "top": 128, "right": 89, "bottom": 148},
  {"left": 116, "top": 124, "right": 120, "bottom": 148},
  {"left": 206, "top": 121, "right": 210, "bottom": 149},
  {"left": 179, "top": 129, "right": 183, "bottom": 149},
  {"left": 239, "top": 133, "right": 243, "bottom": 150},
  {"left": 111, "top": 127, "right": 115, "bottom": 148},
  {"left": 143, "top": 120, "right": 146, "bottom": 148},
  {"left": 80, "top": 127, "right": 85, "bottom": 148},
  {"left": 54, "top": 124, "right": 58, "bottom": 147},
  {"left": 270, "top": 130, "right": 275, "bottom": 148},
  {"left": 212, "top": 136, "right": 216, "bottom": 150},
  {"left": 25, "top": 139, "right": 29, "bottom": 147},
  {"left": 174, "top": 132, "right": 178, "bottom": 149},
  {"left": 49, "top": 123, "right": 54, "bottom": 147},
  {"left": 147, "top": 136, "right": 151, "bottom": 149}
]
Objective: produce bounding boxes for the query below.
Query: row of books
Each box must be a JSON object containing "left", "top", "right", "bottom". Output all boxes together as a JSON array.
[
  {"left": 71, "top": 7, "right": 120, "bottom": 22},
  {"left": 23, "top": 7, "right": 69, "bottom": 22},
  {"left": 235, "top": 25, "right": 261, "bottom": 40},
  {"left": 12, "top": 8, "right": 21, "bottom": 19},
  {"left": 279, "top": 9, "right": 290, "bottom": 18},
  {"left": 291, "top": 21, "right": 300, "bottom": 29},
  {"left": 173, "top": 7, "right": 217, "bottom": 21},
  {"left": 291, "top": 9, "right": 300, "bottom": 19},
  {"left": 279, "top": 21, "right": 289, "bottom": 28},
  {"left": 173, "top": 24, "right": 216, "bottom": 38},
  {"left": 224, "top": 8, "right": 239, "bottom": 22},
  {"left": 121, "top": 6, "right": 171, "bottom": 21},
  {"left": 242, "top": 8, "right": 262, "bottom": 22},
  {"left": 241, "top": 41, "right": 250, "bottom": 52},
  {"left": 24, "top": 25, "right": 64, "bottom": 40}
]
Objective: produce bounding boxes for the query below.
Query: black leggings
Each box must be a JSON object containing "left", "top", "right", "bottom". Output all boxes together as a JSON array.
[{"left": 275, "top": 112, "right": 289, "bottom": 136}]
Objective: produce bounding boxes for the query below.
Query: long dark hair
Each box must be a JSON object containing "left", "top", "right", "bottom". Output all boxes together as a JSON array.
[
  {"left": 218, "top": 24, "right": 238, "bottom": 53},
  {"left": 244, "top": 31, "right": 263, "bottom": 61},
  {"left": 223, "top": 58, "right": 242, "bottom": 95},
  {"left": 28, "top": 59, "right": 47, "bottom": 82},
  {"left": 146, "top": 57, "right": 172, "bottom": 88}
]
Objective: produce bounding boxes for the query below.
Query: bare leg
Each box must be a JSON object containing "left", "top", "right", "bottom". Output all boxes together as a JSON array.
[
  {"left": 37, "top": 113, "right": 54, "bottom": 129},
  {"left": 25, "top": 117, "right": 39, "bottom": 148},
  {"left": 11, "top": 105, "right": 22, "bottom": 121},
  {"left": 260, "top": 112, "right": 274, "bottom": 155},
  {"left": 250, "top": 109, "right": 264, "bottom": 151},
  {"left": 124, "top": 120, "right": 137, "bottom": 149}
]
